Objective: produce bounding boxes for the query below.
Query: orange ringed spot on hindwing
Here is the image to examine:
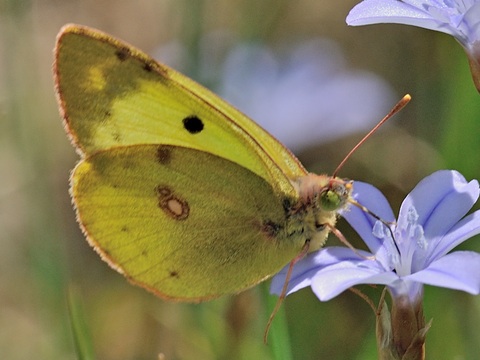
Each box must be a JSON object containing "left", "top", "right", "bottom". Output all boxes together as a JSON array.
[{"left": 155, "top": 185, "right": 189, "bottom": 220}]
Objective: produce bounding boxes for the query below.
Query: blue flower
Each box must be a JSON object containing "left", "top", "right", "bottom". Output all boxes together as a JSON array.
[
  {"left": 271, "top": 170, "right": 480, "bottom": 303},
  {"left": 346, "top": 0, "right": 480, "bottom": 91},
  {"left": 347, "top": 0, "right": 480, "bottom": 48}
]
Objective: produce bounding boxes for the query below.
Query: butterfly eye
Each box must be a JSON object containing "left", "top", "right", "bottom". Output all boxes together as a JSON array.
[
  {"left": 319, "top": 189, "right": 342, "bottom": 211},
  {"left": 319, "top": 181, "right": 351, "bottom": 211}
]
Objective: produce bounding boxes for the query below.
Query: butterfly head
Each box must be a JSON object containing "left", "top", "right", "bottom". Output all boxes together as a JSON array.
[
  {"left": 295, "top": 174, "right": 353, "bottom": 213},
  {"left": 320, "top": 177, "right": 353, "bottom": 212}
]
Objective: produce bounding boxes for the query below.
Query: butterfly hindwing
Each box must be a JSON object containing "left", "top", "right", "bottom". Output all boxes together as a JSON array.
[{"left": 72, "top": 145, "right": 305, "bottom": 301}]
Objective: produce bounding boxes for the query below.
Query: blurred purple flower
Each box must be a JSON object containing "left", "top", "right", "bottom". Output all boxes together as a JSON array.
[
  {"left": 347, "top": 0, "right": 480, "bottom": 91},
  {"left": 271, "top": 170, "right": 480, "bottom": 303},
  {"left": 156, "top": 36, "right": 395, "bottom": 151}
]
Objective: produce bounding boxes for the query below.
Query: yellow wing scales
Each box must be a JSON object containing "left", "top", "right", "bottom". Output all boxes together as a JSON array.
[
  {"left": 72, "top": 145, "right": 305, "bottom": 301},
  {"left": 54, "top": 24, "right": 306, "bottom": 198}
]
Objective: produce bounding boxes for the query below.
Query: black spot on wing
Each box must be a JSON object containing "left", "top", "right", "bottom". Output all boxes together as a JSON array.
[
  {"left": 183, "top": 115, "right": 204, "bottom": 134},
  {"left": 115, "top": 47, "right": 131, "bottom": 61},
  {"left": 143, "top": 62, "right": 153, "bottom": 72},
  {"left": 156, "top": 146, "right": 172, "bottom": 165}
]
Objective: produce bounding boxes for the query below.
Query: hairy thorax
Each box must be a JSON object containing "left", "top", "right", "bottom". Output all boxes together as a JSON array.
[{"left": 284, "top": 173, "right": 353, "bottom": 252}]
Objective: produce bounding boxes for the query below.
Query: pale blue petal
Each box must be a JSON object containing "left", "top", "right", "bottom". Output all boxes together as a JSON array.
[
  {"left": 347, "top": 0, "right": 432, "bottom": 24},
  {"left": 348, "top": 1, "right": 480, "bottom": 47},
  {"left": 347, "top": 0, "right": 465, "bottom": 39},
  {"left": 427, "top": 210, "right": 480, "bottom": 263},
  {"left": 270, "top": 247, "right": 374, "bottom": 296},
  {"left": 406, "top": 251, "right": 480, "bottom": 294},
  {"left": 342, "top": 181, "right": 395, "bottom": 255},
  {"left": 422, "top": 176, "right": 479, "bottom": 242},
  {"left": 397, "top": 170, "right": 478, "bottom": 240},
  {"left": 460, "top": 2, "right": 480, "bottom": 48},
  {"left": 270, "top": 251, "right": 331, "bottom": 295},
  {"left": 310, "top": 264, "right": 399, "bottom": 301}
]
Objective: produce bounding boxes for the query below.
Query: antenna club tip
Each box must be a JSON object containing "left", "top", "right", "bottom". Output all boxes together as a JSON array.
[{"left": 332, "top": 93, "right": 411, "bottom": 176}]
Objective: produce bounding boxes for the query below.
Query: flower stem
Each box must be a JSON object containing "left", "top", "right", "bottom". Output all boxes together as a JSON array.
[
  {"left": 465, "top": 44, "right": 480, "bottom": 94},
  {"left": 376, "top": 291, "right": 431, "bottom": 360}
]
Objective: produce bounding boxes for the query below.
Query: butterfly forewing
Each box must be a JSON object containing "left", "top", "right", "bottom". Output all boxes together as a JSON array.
[{"left": 54, "top": 24, "right": 306, "bottom": 198}]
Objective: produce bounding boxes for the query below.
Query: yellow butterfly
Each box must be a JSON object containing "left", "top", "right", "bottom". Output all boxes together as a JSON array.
[{"left": 54, "top": 24, "right": 353, "bottom": 302}]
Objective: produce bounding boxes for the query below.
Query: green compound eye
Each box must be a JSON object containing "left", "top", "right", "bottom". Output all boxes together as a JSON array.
[
  {"left": 319, "top": 180, "right": 353, "bottom": 211},
  {"left": 320, "top": 189, "right": 343, "bottom": 211}
]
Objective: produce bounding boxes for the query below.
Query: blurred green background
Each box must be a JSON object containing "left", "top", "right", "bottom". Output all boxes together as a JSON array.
[{"left": 1, "top": 0, "right": 480, "bottom": 359}]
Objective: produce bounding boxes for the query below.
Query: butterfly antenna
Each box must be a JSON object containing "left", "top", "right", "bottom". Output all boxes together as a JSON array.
[
  {"left": 332, "top": 96, "right": 410, "bottom": 254},
  {"left": 349, "top": 200, "right": 400, "bottom": 255},
  {"left": 348, "top": 287, "right": 377, "bottom": 314},
  {"left": 349, "top": 199, "right": 393, "bottom": 227},
  {"left": 263, "top": 239, "right": 311, "bottom": 344},
  {"left": 325, "top": 223, "right": 374, "bottom": 260},
  {"left": 332, "top": 94, "right": 411, "bottom": 178}
]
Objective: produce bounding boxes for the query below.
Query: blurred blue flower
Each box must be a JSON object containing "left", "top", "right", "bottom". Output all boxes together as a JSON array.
[
  {"left": 347, "top": 0, "right": 480, "bottom": 91},
  {"left": 156, "top": 35, "right": 395, "bottom": 151},
  {"left": 271, "top": 170, "right": 480, "bottom": 303},
  {"left": 218, "top": 39, "right": 395, "bottom": 151}
]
